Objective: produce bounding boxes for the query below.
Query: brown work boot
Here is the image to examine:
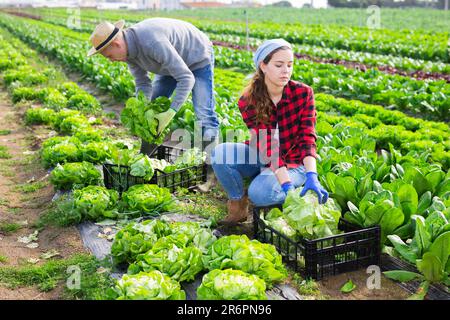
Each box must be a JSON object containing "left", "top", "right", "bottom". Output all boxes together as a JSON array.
[{"left": 219, "top": 196, "right": 249, "bottom": 226}]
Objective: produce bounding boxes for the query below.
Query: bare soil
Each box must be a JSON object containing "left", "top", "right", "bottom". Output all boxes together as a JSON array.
[
  {"left": 0, "top": 95, "right": 87, "bottom": 299},
  {"left": 318, "top": 269, "right": 410, "bottom": 300}
]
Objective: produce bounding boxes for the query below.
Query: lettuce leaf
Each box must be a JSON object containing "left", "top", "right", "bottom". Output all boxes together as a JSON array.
[
  {"left": 111, "top": 271, "right": 185, "bottom": 300},
  {"left": 197, "top": 269, "right": 267, "bottom": 300}
]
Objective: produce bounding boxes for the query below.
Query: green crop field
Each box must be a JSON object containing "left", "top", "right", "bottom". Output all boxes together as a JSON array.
[{"left": 0, "top": 5, "right": 448, "bottom": 303}]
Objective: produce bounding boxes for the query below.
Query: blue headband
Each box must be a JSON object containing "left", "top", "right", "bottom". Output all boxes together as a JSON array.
[{"left": 253, "top": 39, "right": 292, "bottom": 69}]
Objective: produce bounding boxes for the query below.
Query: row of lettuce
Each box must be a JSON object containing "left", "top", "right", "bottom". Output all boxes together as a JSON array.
[
  {"left": 2, "top": 24, "right": 449, "bottom": 298},
  {"left": 109, "top": 219, "right": 288, "bottom": 300},
  {"left": 0, "top": 13, "right": 448, "bottom": 122},
  {"left": 209, "top": 34, "right": 450, "bottom": 76},
  {"left": 14, "top": 8, "right": 450, "bottom": 76},
  {"left": 3, "top": 20, "right": 449, "bottom": 235},
  {"left": 1, "top": 33, "right": 291, "bottom": 300},
  {"left": 0, "top": 29, "right": 205, "bottom": 223},
  {"left": 20, "top": 7, "right": 450, "bottom": 63}
]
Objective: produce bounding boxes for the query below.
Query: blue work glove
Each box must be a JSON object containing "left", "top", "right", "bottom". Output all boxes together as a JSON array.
[
  {"left": 281, "top": 181, "right": 295, "bottom": 194},
  {"left": 300, "top": 172, "right": 329, "bottom": 204}
]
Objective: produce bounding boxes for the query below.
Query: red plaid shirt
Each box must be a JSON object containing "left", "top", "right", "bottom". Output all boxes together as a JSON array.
[{"left": 238, "top": 80, "right": 317, "bottom": 171}]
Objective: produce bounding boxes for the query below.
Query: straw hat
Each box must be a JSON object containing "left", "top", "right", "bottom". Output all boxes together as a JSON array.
[{"left": 87, "top": 20, "right": 125, "bottom": 57}]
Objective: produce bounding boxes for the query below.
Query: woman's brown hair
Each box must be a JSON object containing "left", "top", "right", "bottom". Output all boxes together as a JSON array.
[{"left": 243, "top": 46, "right": 291, "bottom": 125}]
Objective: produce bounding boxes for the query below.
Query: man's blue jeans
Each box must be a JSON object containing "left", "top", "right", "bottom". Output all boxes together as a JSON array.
[
  {"left": 150, "top": 54, "right": 219, "bottom": 141},
  {"left": 211, "top": 143, "right": 307, "bottom": 207}
]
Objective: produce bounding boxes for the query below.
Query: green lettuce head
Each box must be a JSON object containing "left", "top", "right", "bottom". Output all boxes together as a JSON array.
[
  {"left": 111, "top": 271, "right": 186, "bottom": 300},
  {"left": 197, "top": 269, "right": 267, "bottom": 300}
]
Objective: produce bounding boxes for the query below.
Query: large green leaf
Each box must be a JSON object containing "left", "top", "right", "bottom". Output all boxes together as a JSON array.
[
  {"left": 417, "top": 191, "right": 432, "bottom": 215},
  {"left": 333, "top": 176, "right": 358, "bottom": 209},
  {"left": 364, "top": 199, "right": 394, "bottom": 227},
  {"left": 425, "top": 211, "right": 448, "bottom": 240},
  {"left": 413, "top": 216, "right": 432, "bottom": 257},
  {"left": 436, "top": 179, "right": 450, "bottom": 199},
  {"left": 357, "top": 174, "right": 373, "bottom": 200},
  {"left": 383, "top": 270, "right": 423, "bottom": 282},
  {"left": 340, "top": 279, "right": 356, "bottom": 293},
  {"left": 393, "top": 221, "right": 415, "bottom": 240},
  {"left": 404, "top": 167, "right": 432, "bottom": 197},
  {"left": 416, "top": 253, "right": 444, "bottom": 283},
  {"left": 325, "top": 172, "right": 337, "bottom": 194},
  {"left": 426, "top": 171, "right": 445, "bottom": 194},
  {"left": 380, "top": 207, "right": 404, "bottom": 242},
  {"left": 428, "top": 231, "right": 450, "bottom": 271},
  {"left": 397, "top": 184, "right": 418, "bottom": 223},
  {"left": 344, "top": 201, "right": 364, "bottom": 227},
  {"left": 387, "top": 235, "right": 417, "bottom": 264}
]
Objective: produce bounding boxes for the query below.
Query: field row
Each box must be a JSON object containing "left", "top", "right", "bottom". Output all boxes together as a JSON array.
[
  {"left": 21, "top": 7, "right": 450, "bottom": 63},
  {"left": 1, "top": 13, "right": 448, "bottom": 123},
  {"left": 1, "top": 23, "right": 449, "bottom": 297}
]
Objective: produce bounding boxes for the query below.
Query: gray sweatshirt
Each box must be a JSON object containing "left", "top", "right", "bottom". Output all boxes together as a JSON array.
[{"left": 123, "top": 18, "right": 213, "bottom": 111}]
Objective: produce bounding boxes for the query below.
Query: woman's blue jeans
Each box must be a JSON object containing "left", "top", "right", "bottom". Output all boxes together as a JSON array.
[{"left": 211, "top": 142, "right": 306, "bottom": 207}]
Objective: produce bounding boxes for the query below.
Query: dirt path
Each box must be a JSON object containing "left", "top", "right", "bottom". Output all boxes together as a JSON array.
[
  {"left": 0, "top": 92, "right": 87, "bottom": 300},
  {"left": 317, "top": 269, "right": 410, "bottom": 300}
]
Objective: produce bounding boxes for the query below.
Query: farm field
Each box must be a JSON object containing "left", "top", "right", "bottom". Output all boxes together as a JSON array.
[{"left": 0, "top": 6, "right": 448, "bottom": 302}]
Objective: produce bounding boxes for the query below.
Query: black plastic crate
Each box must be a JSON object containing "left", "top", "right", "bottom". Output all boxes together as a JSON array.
[
  {"left": 253, "top": 205, "right": 381, "bottom": 280},
  {"left": 103, "top": 145, "right": 207, "bottom": 193}
]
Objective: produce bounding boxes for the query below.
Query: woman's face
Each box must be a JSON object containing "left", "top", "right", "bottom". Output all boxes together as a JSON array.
[{"left": 260, "top": 48, "right": 294, "bottom": 89}]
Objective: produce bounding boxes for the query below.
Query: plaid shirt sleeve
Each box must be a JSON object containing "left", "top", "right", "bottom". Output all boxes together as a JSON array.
[{"left": 238, "top": 96, "right": 284, "bottom": 171}]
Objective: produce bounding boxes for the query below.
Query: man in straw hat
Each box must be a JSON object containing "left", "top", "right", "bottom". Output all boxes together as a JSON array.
[{"left": 87, "top": 18, "right": 219, "bottom": 155}]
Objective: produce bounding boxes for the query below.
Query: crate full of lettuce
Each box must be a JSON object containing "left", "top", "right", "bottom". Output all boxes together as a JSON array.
[
  {"left": 103, "top": 147, "right": 207, "bottom": 193},
  {"left": 254, "top": 189, "right": 381, "bottom": 279}
]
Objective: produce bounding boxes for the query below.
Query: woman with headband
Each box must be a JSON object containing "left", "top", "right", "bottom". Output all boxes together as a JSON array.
[{"left": 211, "top": 39, "right": 329, "bottom": 225}]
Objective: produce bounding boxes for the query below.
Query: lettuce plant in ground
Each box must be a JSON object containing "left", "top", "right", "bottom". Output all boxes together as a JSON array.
[
  {"left": 51, "top": 109, "right": 82, "bottom": 131},
  {"left": 121, "top": 184, "right": 173, "bottom": 217},
  {"left": 384, "top": 209, "right": 450, "bottom": 299},
  {"left": 12, "top": 86, "right": 40, "bottom": 103},
  {"left": 49, "top": 161, "right": 102, "bottom": 190},
  {"left": 111, "top": 219, "right": 172, "bottom": 265},
  {"left": 109, "top": 271, "right": 185, "bottom": 300},
  {"left": 344, "top": 188, "right": 405, "bottom": 243},
  {"left": 128, "top": 235, "right": 204, "bottom": 282},
  {"left": 72, "top": 186, "right": 119, "bottom": 221},
  {"left": 80, "top": 141, "right": 114, "bottom": 164},
  {"left": 167, "top": 221, "right": 217, "bottom": 254},
  {"left": 116, "top": 220, "right": 216, "bottom": 281},
  {"left": 67, "top": 92, "right": 101, "bottom": 114},
  {"left": 73, "top": 127, "right": 105, "bottom": 143},
  {"left": 25, "top": 107, "right": 56, "bottom": 125},
  {"left": 3, "top": 66, "right": 47, "bottom": 86},
  {"left": 197, "top": 269, "right": 267, "bottom": 300},
  {"left": 57, "top": 81, "right": 83, "bottom": 98},
  {"left": 41, "top": 87, "right": 67, "bottom": 110},
  {"left": 41, "top": 138, "right": 81, "bottom": 168},
  {"left": 121, "top": 94, "right": 172, "bottom": 144},
  {"left": 344, "top": 180, "right": 449, "bottom": 243},
  {"left": 203, "top": 234, "right": 287, "bottom": 286},
  {"left": 59, "top": 115, "right": 91, "bottom": 134}
]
